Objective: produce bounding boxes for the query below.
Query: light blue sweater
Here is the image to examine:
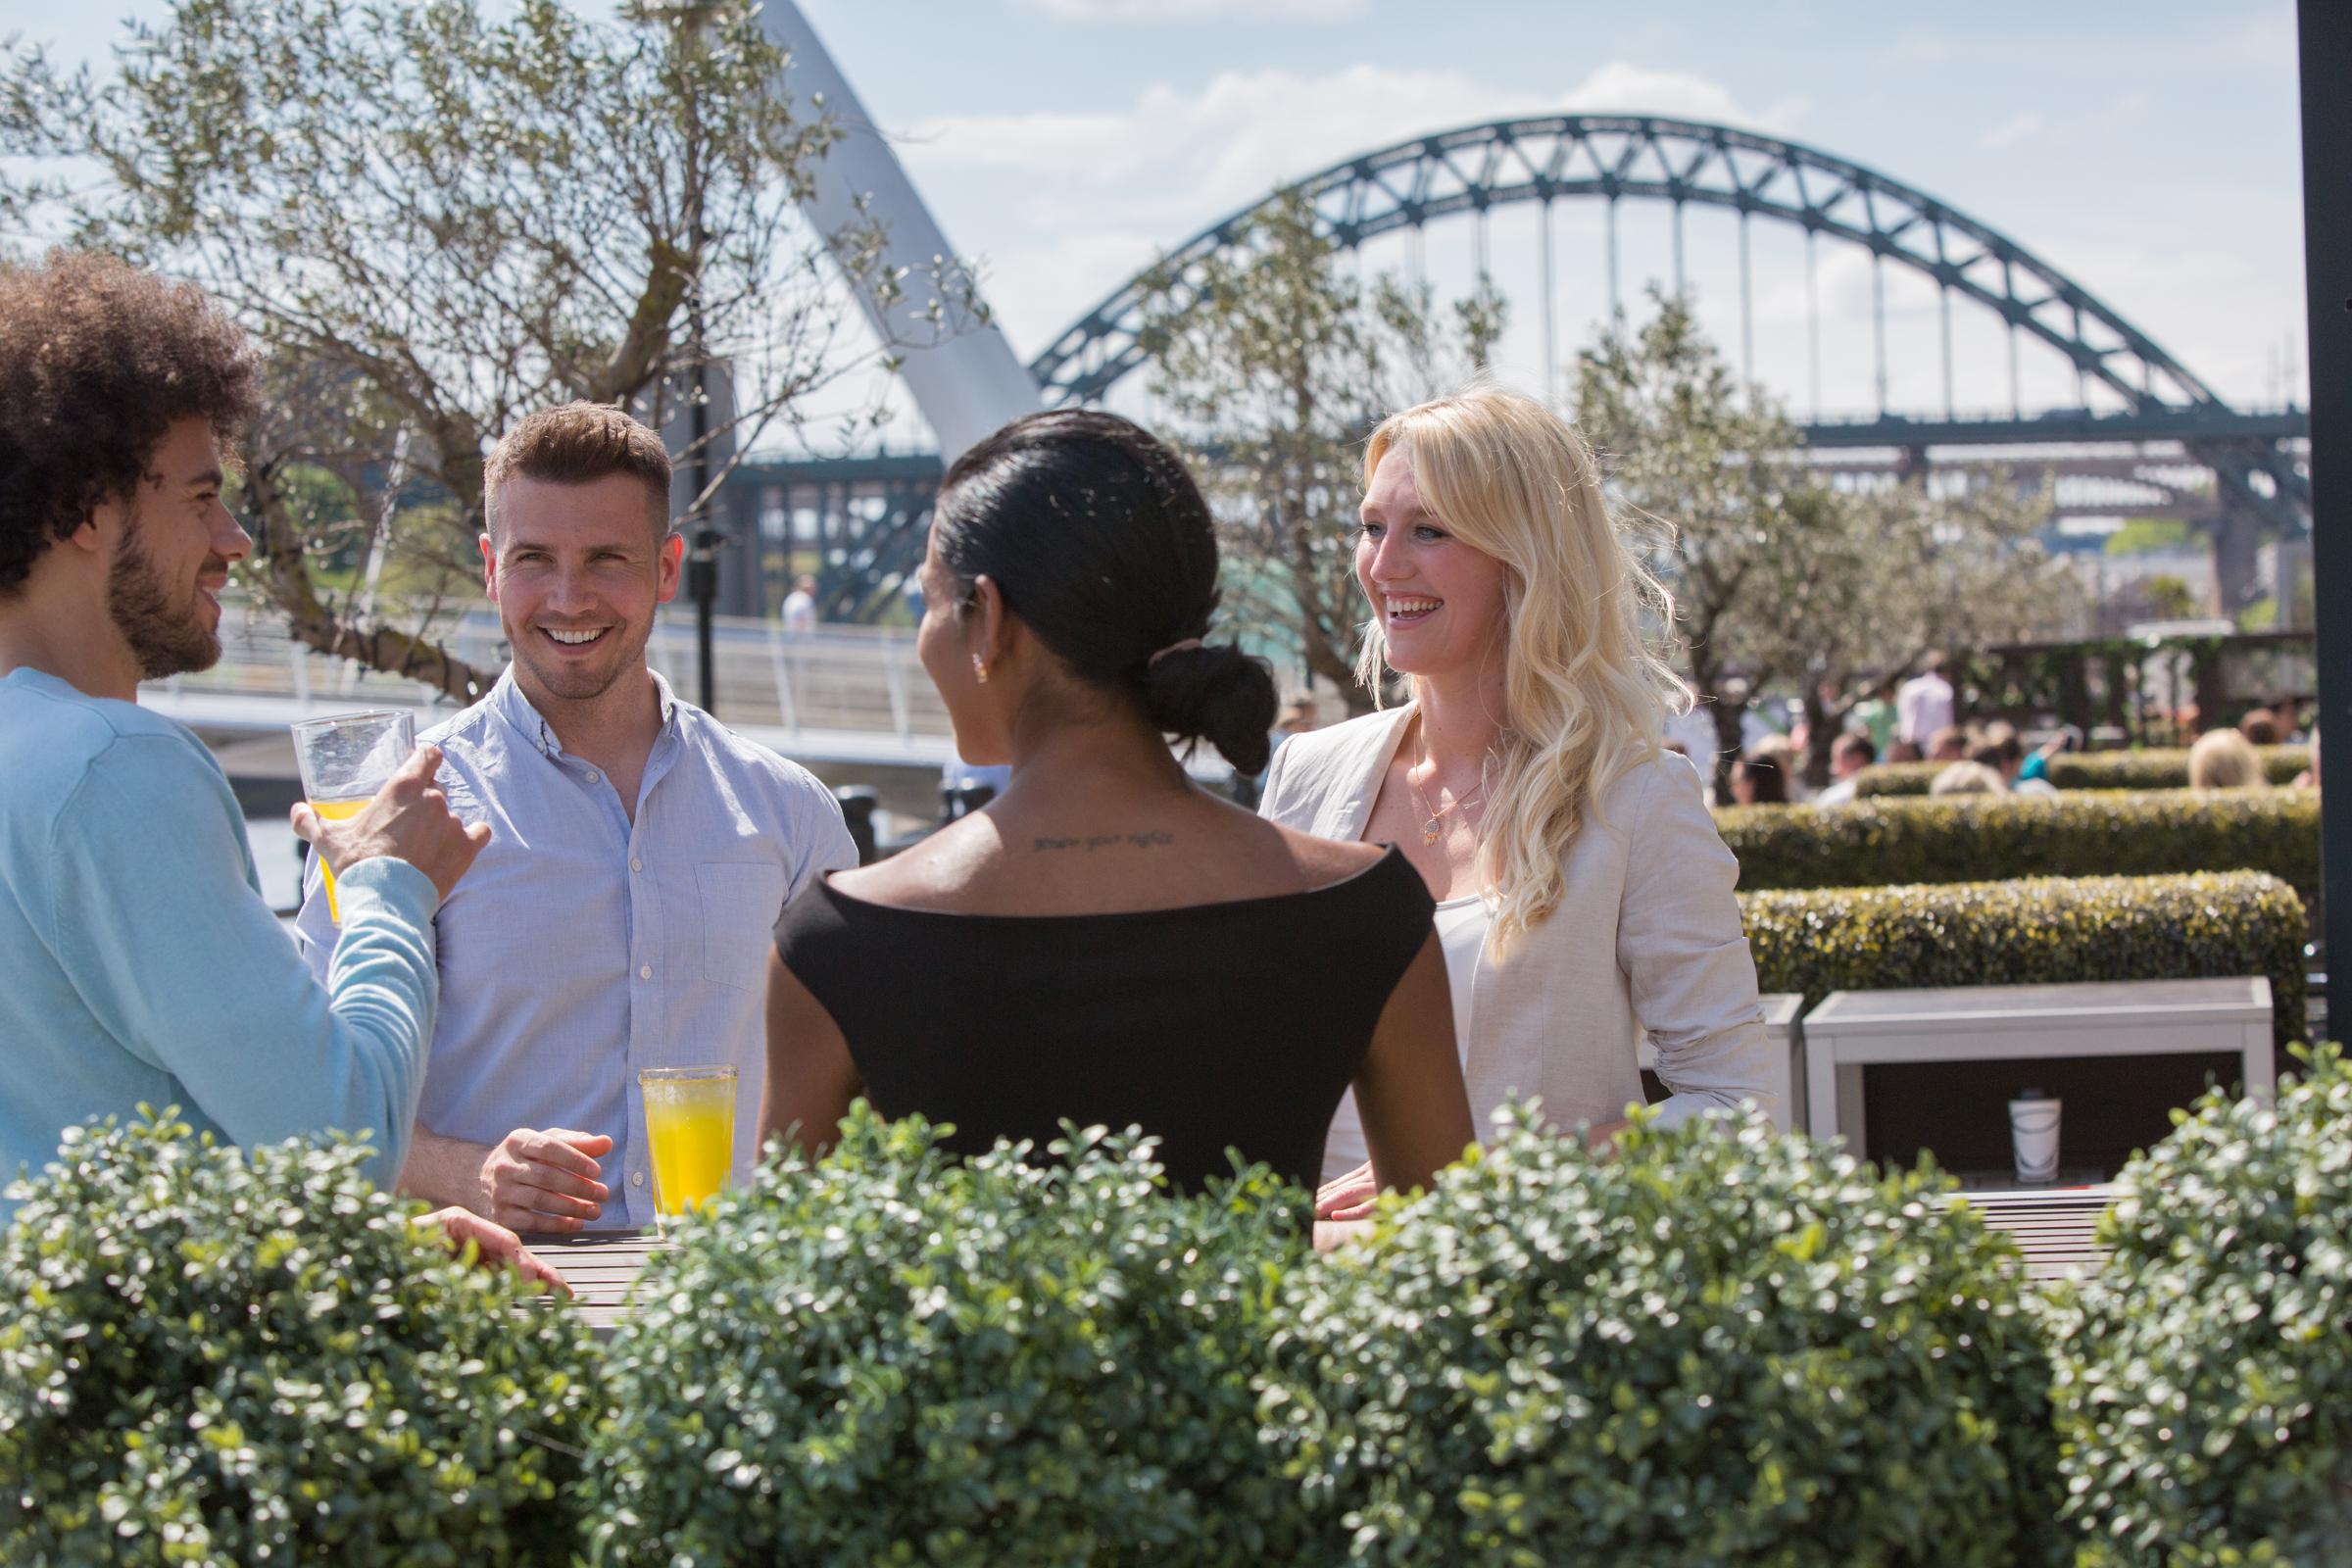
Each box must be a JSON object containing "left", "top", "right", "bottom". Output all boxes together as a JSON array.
[{"left": 0, "top": 668, "right": 439, "bottom": 1219}]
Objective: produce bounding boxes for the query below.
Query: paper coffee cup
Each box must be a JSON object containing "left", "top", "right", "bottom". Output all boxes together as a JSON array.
[{"left": 2010, "top": 1090, "right": 2062, "bottom": 1185}]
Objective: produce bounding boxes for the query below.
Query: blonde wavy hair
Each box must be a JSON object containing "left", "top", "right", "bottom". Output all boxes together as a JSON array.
[{"left": 1356, "top": 384, "right": 1690, "bottom": 959}]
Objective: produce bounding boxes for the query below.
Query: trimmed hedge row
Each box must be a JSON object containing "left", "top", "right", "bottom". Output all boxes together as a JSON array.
[
  {"left": 1738, "top": 870, "right": 2308, "bottom": 1046},
  {"left": 1274, "top": 1105, "right": 2064, "bottom": 1567},
  {"left": 0, "top": 1114, "right": 599, "bottom": 1567},
  {"left": 1855, "top": 746, "right": 2310, "bottom": 796},
  {"left": 584, "top": 1111, "right": 1310, "bottom": 1566},
  {"left": 1718, "top": 789, "right": 2320, "bottom": 907},
  {"left": 20, "top": 1058, "right": 2352, "bottom": 1565},
  {"left": 2050, "top": 1044, "right": 2352, "bottom": 1566}
]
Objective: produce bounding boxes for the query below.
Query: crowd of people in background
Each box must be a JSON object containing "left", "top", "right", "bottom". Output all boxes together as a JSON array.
[{"left": 1713, "top": 684, "right": 2312, "bottom": 810}]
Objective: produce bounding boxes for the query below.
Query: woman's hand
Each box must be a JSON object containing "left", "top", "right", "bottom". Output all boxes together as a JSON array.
[{"left": 1315, "top": 1160, "right": 1379, "bottom": 1221}]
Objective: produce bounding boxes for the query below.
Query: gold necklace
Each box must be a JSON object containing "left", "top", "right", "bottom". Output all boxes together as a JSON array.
[{"left": 1408, "top": 734, "right": 1485, "bottom": 846}]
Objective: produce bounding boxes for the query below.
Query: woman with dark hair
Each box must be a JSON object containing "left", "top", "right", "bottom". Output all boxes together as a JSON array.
[
  {"left": 760, "top": 411, "right": 1473, "bottom": 1204},
  {"left": 1728, "top": 750, "right": 1789, "bottom": 807}
]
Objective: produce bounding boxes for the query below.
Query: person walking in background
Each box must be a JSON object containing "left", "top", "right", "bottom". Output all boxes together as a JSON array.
[
  {"left": 761, "top": 410, "right": 1473, "bottom": 1215},
  {"left": 0, "top": 252, "right": 555, "bottom": 1284},
  {"left": 781, "top": 572, "right": 820, "bottom": 636},
  {"left": 1812, "top": 731, "right": 1877, "bottom": 807},
  {"left": 1259, "top": 385, "right": 1774, "bottom": 1215},
  {"left": 1895, "top": 652, "right": 1956, "bottom": 746},
  {"left": 296, "top": 404, "right": 855, "bottom": 1235},
  {"left": 2188, "top": 728, "right": 2270, "bottom": 791}
]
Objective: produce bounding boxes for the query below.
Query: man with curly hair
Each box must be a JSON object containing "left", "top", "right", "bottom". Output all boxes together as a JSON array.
[{"left": 0, "top": 253, "right": 546, "bottom": 1277}]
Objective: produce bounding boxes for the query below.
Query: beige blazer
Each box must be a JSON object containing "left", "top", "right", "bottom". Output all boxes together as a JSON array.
[{"left": 1260, "top": 705, "right": 1774, "bottom": 1144}]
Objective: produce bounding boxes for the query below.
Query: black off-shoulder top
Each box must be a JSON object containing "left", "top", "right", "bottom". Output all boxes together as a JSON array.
[{"left": 771, "top": 846, "right": 1434, "bottom": 1192}]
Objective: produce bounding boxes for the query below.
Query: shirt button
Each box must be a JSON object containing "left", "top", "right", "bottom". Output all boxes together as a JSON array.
[
  {"left": 585, "top": 770, "right": 601, "bottom": 784},
  {"left": 639, "top": 963, "right": 653, "bottom": 980},
  {"left": 631, "top": 1171, "right": 645, "bottom": 1188},
  {"left": 630, "top": 857, "right": 644, "bottom": 872}
]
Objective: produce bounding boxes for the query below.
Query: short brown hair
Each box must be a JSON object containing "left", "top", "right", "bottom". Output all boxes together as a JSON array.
[
  {"left": 0, "top": 250, "right": 258, "bottom": 593},
  {"left": 483, "top": 402, "right": 672, "bottom": 539}
]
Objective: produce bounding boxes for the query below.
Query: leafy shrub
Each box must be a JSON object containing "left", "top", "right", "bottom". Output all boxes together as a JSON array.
[
  {"left": 1856, "top": 747, "right": 2310, "bottom": 796},
  {"left": 1740, "top": 871, "right": 2308, "bottom": 1048},
  {"left": 0, "top": 1110, "right": 601, "bottom": 1568},
  {"left": 583, "top": 1104, "right": 1317, "bottom": 1566},
  {"left": 2048, "top": 1045, "right": 2352, "bottom": 1565},
  {"left": 1270, "top": 1104, "right": 2064, "bottom": 1566},
  {"left": 1719, "top": 789, "right": 2319, "bottom": 907}
]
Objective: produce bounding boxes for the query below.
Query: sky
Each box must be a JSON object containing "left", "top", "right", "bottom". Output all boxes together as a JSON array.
[{"left": 12, "top": 0, "right": 2310, "bottom": 440}]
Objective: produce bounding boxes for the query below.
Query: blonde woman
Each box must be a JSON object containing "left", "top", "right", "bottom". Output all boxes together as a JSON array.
[
  {"left": 1261, "top": 385, "right": 1773, "bottom": 1214},
  {"left": 2188, "top": 728, "right": 2270, "bottom": 791}
]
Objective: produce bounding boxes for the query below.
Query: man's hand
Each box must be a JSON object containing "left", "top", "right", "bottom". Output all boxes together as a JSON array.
[
  {"left": 419, "top": 1206, "right": 570, "bottom": 1296},
  {"left": 1315, "top": 1160, "right": 1379, "bottom": 1222},
  {"left": 292, "top": 744, "right": 490, "bottom": 904},
  {"left": 476, "top": 1127, "right": 613, "bottom": 1235}
]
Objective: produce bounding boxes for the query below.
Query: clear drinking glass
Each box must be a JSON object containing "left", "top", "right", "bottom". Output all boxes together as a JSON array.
[
  {"left": 289, "top": 710, "right": 416, "bottom": 923},
  {"left": 639, "top": 1065, "right": 739, "bottom": 1230}
]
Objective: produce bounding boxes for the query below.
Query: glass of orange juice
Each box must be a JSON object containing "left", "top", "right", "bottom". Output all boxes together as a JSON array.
[
  {"left": 640, "top": 1065, "right": 738, "bottom": 1229},
  {"left": 289, "top": 710, "right": 416, "bottom": 923}
]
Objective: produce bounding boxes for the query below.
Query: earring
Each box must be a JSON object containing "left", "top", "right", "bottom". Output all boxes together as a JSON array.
[{"left": 972, "top": 655, "right": 989, "bottom": 685}]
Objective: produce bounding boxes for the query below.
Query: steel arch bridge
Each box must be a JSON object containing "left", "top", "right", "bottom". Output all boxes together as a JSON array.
[{"left": 1026, "top": 113, "right": 2307, "bottom": 535}]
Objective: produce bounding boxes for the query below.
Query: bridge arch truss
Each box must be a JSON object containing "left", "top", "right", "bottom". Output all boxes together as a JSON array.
[{"left": 1027, "top": 114, "right": 2306, "bottom": 535}]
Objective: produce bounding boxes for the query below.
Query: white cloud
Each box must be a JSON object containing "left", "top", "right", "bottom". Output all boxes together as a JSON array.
[
  {"left": 1023, "top": 0, "right": 1368, "bottom": 16},
  {"left": 899, "top": 61, "right": 1809, "bottom": 353},
  {"left": 1978, "top": 110, "right": 2044, "bottom": 151}
]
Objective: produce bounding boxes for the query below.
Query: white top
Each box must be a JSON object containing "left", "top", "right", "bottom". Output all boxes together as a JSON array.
[
  {"left": 1813, "top": 776, "right": 1859, "bottom": 807},
  {"left": 780, "top": 589, "right": 817, "bottom": 635},
  {"left": 1321, "top": 892, "right": 1490, "bottom": 1180},
  {"left": 1260, "top": 704, "right": 1774, "bottom": 1178},
  {"left": 296, "top": 667, "right": 857, "bottom": 1227},
  {"left": 1895, "top": 672, "right": 1955, "bottom": 744}
]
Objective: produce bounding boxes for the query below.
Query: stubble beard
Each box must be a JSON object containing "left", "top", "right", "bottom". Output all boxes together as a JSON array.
[{"left": 109, "top": 509, "right": 221, "bottom": 680}]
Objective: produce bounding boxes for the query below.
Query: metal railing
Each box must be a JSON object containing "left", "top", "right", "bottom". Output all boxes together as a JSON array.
[{"left": 148, "top": 599, "right": 954, "bottom": 753}]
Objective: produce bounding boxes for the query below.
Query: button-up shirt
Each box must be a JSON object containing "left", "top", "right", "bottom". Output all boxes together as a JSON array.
[{"left": 296, "top": 666, "right": 856, "bottom": 1227}]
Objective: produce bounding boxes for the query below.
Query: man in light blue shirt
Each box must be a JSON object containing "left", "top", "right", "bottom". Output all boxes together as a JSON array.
[
  {"left": 297, "top": 404, "right": 856, "bottom": 1233},
  {"left": 0, "top": 251, "right": 495, "bottom": 1232}
]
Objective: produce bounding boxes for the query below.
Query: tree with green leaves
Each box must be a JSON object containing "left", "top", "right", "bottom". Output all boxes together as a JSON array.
[
  {"left": 2, "top": 0, "right": 933, "bottom": 699},
  {"left": 1573, "top": 291, "right": 1841, "bottom": 789},
  {"left": 1576, "top": 291, "right": 2072, "bottom": 790},
  {"left": 1136, "top": 190, "right": 1501, "bottom": 712}
]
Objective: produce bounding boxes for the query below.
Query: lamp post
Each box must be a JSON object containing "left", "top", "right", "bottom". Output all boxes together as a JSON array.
[{"left": 688, "top": 521, "right": 723, "bottom": 715}]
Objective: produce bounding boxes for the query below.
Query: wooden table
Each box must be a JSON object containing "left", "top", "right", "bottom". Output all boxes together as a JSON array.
[
  {"left": 1956, "top": 1184, "right": 2115, "bottom": 1282},
  {"left": 518, "top": 1180, "right": 2118, "bottom": 1329},
  {"left": 519, "top": 1231, "right": 665, "bottom": 1336}
]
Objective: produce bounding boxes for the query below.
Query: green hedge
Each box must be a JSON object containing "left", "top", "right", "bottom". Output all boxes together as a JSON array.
[
  {"left": 1719, "top": 789, "right": 2320, "bottom": 908},
  {"left": 1275, "top": 1103, "right": 2065, "bottom": 1566},
  {"left": 0, "top": 1112, "right": 601, "bottom": 1567},
  {"left": 17, "top": 1082, "right": 2352, "bottom": 1561},
  {"left": 2048, "top": 1045, "right": 2352, "bottom": 1565},
  {"left": 584, "top": 1106, "right": 1315, "bottom": 1566},
  {"left": 1856, "top": 747, "right": 2310, "bottom": 796},
  {"left": 1739, "top": 871, "right": 2308, "bottom": 1046}
]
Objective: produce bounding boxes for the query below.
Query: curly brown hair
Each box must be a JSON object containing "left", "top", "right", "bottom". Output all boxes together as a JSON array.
[{"left": 0, "top": 250, "right": 259, "bottom": 594}]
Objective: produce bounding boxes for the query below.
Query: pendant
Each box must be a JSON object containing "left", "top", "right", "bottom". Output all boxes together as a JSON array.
[{"left": 1423, "top": 820, "right": 1442, "bottom": 845}]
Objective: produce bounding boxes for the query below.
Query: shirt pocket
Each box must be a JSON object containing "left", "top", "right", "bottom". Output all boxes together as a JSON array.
[{"left": 697, "top": 861, "right": 790, "bottom": 991}]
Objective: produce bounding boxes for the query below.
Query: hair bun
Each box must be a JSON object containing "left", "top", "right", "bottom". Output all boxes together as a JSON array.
[{"left": 1143, "top": 641, "right": 1277, "bottom": 775}]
